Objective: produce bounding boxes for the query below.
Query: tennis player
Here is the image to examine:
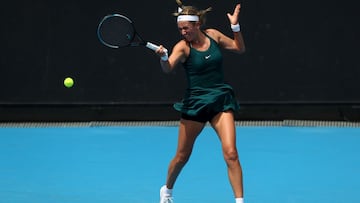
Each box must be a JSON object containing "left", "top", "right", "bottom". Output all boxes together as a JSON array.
[{"left": 156, "top": 1, "right": 246, "bottom": 203}]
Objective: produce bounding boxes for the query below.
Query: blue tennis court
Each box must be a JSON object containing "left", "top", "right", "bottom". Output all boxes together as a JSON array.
[{"left": 0, "top": 123, "right": 359, "bottom": 203}]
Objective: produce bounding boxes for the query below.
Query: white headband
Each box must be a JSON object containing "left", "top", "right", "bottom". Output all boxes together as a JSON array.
[
  {"left": 177, "top": 15, "right": 199, "bottom": 22},
  {"left": 177, "top": 7, "right": 199, "bottom": 22}
]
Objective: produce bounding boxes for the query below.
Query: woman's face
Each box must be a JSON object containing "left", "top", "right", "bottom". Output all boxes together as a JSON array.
[{"left": 177, "top": 21, "right": 199, "bottom": 42}]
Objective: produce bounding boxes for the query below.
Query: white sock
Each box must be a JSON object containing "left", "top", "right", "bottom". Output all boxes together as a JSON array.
[
  {"left": 235, "top": 197, "right": 244, "bottom": 203},
  {"left": 163, "top": 185, "right": 173, "bottom": 196}
]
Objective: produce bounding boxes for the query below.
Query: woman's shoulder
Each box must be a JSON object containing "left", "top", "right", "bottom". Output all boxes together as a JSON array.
[
  {"left": 204, "top": 28, "right": 219, "bottom": 34},
  {"left": 172, "top": 39, "right": 190, "bottom": 62},
  {"left": 175, "top": 39, "right": 189, "bottom": 47},
  {"left": 173, "top": 39, "right": 190, "bottom": 52},
  {"left": 204, "top": 28, "right": 222, "bottom": 43}
]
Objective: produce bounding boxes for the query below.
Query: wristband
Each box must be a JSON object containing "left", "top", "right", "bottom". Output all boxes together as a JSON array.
[
  {"left": 161, "top": 53, "right": 169, "bottom": 61},
  {"left": 231, "top": 23, "right": 240, "bottom": 32}
]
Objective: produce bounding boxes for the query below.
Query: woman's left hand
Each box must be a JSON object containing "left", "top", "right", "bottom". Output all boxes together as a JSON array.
[{"left": 227, "top": 4, "right": 241, "bottom": 25}]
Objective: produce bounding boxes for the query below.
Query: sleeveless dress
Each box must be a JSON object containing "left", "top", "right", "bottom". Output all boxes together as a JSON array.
[{"left": 173, "top": 33, "right": 240, "bottom": 116}]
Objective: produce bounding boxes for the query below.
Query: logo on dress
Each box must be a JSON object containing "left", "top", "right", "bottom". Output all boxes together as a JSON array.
[{"left": 205, "top": 55, "right": 211, "bottom": 59}]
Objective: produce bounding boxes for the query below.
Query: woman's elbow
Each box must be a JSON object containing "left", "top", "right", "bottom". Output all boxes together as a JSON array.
[
  {"left": 161, "top": 65, "right": 173, "bottom": 74},
  {"left": 234, "top": 46, "right": 245, "bottom": 54},
  {"left": 162, "top": 68, "right": 172, "bottom": 74},
  {"left": 239, "top": 46, "right": 246, "bottom": 54}
]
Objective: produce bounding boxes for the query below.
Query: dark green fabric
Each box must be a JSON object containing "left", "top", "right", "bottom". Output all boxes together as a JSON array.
[{"left": 174, "top": 34, "right": 240, "bottom": 116}]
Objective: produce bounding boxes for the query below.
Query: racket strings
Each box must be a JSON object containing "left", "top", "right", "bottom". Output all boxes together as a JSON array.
[{"left": 98, "top": 15, "right": 135, "bottom": 48}]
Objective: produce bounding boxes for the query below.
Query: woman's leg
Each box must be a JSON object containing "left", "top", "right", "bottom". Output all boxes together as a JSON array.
[
  {"left": 165, "top": 118, "right": 206, "bottom": 189},
  {"left": 210, "top": 111, "right": 244, "bottom": 198}
]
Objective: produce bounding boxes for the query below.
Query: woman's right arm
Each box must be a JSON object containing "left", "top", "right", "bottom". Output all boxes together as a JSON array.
[{"left": 158, "top": 41, "right": 187, "bottom": 73}]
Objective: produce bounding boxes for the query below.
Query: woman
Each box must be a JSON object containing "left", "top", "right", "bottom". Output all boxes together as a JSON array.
[{"left": 155, "top": 1, "right": 245, "bottom": 203}]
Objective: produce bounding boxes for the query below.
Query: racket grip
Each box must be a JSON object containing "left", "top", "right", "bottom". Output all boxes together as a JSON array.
[{"left": 146, "top": 42, "right": 168, "bottom": 53}]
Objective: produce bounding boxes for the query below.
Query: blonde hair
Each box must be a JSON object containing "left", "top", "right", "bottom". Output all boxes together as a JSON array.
[{"left": 173, "top": 0, "right": 212, "bottom": 25}]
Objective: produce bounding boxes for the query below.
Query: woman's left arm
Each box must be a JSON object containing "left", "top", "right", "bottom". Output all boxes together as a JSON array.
[{"left": 209, "top": 4, "right": 245, "bottom": 54}]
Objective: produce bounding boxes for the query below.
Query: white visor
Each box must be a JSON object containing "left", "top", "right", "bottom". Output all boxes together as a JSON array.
[{"left": 177, "top": 15, "right": 199, "bottom": 22}]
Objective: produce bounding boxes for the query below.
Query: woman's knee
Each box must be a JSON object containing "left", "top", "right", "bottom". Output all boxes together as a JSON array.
[
  {"left": 174, "top": 151, "right": 192, "bottom": 165},
  {"left": 223, "top": 147, "right": 239, "bottom": 164}
]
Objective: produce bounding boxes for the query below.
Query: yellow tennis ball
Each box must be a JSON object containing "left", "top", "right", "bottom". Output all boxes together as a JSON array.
[{"left": 64, "top": 77, "right": 74, "bottom": 88}]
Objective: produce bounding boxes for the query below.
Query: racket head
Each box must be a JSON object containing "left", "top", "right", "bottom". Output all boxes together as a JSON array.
[{"left": 97, "top": 14, "right": 136, "bottom": 49}]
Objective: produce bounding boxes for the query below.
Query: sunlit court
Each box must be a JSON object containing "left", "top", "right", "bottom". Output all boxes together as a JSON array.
[{"left": 1, "top": 122, "right": 359, "bottom": 203}]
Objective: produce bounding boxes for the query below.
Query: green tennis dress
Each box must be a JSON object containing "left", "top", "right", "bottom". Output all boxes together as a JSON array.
[{"left": 173, "top": 33, "right": 240, "bottom": 116}]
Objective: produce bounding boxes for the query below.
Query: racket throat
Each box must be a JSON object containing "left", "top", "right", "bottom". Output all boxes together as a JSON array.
[{"left": 130, "top": 42, "right": 146, "bottom": 47}]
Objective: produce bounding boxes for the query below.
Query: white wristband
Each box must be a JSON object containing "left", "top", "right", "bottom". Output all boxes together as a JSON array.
[
  {"left": 231, "top": 23, "right": 240, "bottom": 32},
  {"left": 161, "top": 53, "right": 168, "bottom": 61}
]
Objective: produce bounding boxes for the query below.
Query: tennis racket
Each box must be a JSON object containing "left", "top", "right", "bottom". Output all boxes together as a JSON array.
[{"left": 97, "top": 14, "right": 165, "bottom": 52}]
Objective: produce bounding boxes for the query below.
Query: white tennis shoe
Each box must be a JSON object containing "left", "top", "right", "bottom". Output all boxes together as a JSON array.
[{"left": 160, "top": 185, "right": 174, "bottom": 203}]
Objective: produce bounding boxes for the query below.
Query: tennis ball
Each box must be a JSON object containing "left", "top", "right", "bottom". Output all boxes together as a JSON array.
[{"left": 64, "top": 77, "right": 74, "bottom": 88}]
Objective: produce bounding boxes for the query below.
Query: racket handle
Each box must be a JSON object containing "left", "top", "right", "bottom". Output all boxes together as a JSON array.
[{"left": 146, "top": 42, "right": 168, "bottom": 53}]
